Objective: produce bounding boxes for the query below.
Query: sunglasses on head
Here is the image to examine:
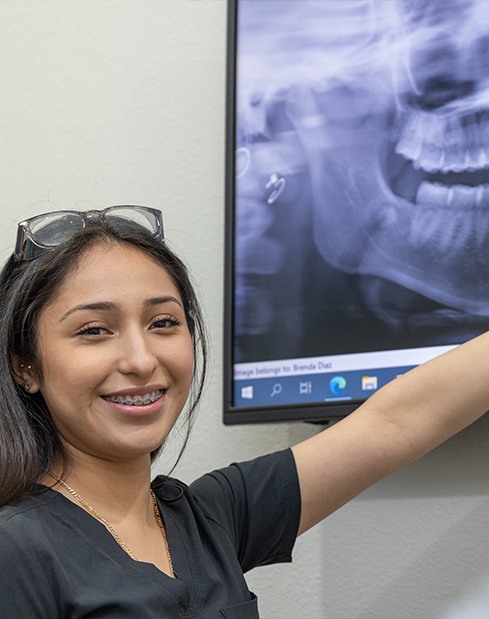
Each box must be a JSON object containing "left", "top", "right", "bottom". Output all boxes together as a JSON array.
[{"left": 14, "top": 205, "right": 164, "bottom": 262}]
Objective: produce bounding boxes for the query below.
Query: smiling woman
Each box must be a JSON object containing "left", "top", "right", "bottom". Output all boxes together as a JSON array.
[
  {"left": 0, "top": 207, "right": 207, "bottom": 485},
  {"left": 2, "top": 206, "right": 489, "bottom": 618}
]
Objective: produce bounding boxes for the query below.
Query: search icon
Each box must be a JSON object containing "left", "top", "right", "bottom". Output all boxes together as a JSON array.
[{"left": 271, "top": 383, "right": 282, "bottom": 397}]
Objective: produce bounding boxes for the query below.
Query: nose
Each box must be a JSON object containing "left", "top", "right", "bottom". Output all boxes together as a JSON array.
[{"left": 116, "top": 329, "right": 158, "bottom": 377}]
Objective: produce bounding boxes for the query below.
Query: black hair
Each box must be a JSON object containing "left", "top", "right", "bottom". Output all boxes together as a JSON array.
[{"left": 0, "top": 217, "right": 208, "bottom": 507}]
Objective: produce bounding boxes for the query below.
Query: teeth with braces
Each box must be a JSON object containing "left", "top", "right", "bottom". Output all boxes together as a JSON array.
[{"left": 102, "top": 390, "right": 163, "bottom": 406}]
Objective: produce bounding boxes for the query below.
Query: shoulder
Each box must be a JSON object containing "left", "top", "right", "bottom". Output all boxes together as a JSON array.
[
  {"left": 189, "top": 448, "right": 299, "bottom": 503},
  {"left": 193, "top": 448, "right": 301, "bottom": 570},
  {"left": 0, "top": 487, "right": 60, "bottom": 552},
  {"left": 0, "top": 485, "right": 58, "bottom": 518},
  {"left": 0, "top": 490, "right": 57, "bottom": 579},
  {"left": 152, "top": 448, "right": 298, "bottom": 510},
  {"left": 155, "top": 450, "right": 300, "bottom": 573},
  {"left": 0, "top": 489, "right": 63, "bottom": 616},
  {"left": 154, "top": 449, "right": 300, "bottom": 538}
]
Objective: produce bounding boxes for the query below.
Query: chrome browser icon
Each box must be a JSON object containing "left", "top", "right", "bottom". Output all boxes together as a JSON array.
[{"left": 329, "top": 376, "right": 347, "bottom": 395}]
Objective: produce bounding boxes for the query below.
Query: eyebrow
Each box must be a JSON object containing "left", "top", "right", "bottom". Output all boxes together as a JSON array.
[
  {"left": 144, "top": 296, "right": 183, "bottom": 309},
  {"left": 60, "top": 296, "right": 183, "bottom": 321}
]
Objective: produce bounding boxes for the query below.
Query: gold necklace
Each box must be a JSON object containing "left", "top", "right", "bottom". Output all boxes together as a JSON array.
[{"left": 46, "top": 472, "right": 174, "bottom": 578}]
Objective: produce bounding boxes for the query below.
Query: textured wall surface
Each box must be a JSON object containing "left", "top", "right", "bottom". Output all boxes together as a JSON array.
[{"left": 1, "top": 2, "right": 489, "bottom": 618}]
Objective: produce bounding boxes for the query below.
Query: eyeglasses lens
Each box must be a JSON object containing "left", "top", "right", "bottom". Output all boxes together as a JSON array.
[
  {"left": 104, "top": 207, "right": 159, "bottom": 235},
  {"left": 29, "top": 213, "right": 86, "bottom": 247}
]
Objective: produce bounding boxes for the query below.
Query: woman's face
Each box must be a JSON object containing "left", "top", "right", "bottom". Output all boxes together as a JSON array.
[{"left": 30, "top": 242, "right": 194, "bottom": 464}]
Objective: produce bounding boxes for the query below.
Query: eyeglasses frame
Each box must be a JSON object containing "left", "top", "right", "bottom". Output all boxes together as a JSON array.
[{"left": 14, "top": 205, "right": 164, "bottom": 262}]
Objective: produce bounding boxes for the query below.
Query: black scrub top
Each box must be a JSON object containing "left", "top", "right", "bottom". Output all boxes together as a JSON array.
[{"left": 0, "top": 449, "right": 301, "bottom": 618}]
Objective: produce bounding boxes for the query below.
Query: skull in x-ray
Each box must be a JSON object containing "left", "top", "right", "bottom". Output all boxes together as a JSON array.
[{"left": 237, "top": 0, "right": 489, "bottom": 324}]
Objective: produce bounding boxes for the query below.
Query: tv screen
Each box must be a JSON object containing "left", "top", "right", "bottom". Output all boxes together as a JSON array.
[{"left": 224, "top": 0, "right": 489, "bottom": 424}]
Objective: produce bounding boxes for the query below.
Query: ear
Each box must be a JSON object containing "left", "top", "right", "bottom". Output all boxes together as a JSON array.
[{"left": 11, "top": 356, "right": 40, "bottom": 394}]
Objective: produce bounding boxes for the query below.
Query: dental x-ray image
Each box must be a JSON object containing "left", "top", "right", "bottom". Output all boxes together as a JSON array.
[{"left": 232, "top": 0, "right": 489, "bottom": 366}]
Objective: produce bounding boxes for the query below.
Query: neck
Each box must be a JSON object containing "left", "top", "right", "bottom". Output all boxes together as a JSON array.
[{"left": 43, "top": 448, "right": 154, "bottom": 523}]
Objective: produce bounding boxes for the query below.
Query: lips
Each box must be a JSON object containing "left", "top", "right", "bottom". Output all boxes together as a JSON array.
[{"left": 101, "top": 389, "right": 164, "bottom": 407}]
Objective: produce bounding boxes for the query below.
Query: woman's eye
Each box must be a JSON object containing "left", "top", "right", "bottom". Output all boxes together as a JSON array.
[
  {"left": 76, "top": 324, "right": 110, "bottom": 336},
  {"left": 152, "top": 316, "right": 182, "bottom": 330}
]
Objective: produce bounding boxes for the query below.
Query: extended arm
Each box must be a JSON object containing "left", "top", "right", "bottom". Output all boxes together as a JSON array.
[{"left": 292, "top": 330, "right": 489, "bottom": 535}]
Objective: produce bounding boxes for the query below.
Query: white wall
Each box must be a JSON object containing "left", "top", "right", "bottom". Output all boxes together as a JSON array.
[{"left": 2, "top": 2, "right": 489, "bottom": 618}]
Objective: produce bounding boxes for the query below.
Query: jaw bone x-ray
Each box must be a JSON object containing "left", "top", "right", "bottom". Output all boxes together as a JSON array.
[{"left": 234, "top": 0, "right": 489, "bottom": 363}]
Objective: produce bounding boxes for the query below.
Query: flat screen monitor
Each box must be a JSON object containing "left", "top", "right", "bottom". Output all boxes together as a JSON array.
[{"left": 224, "top": 0, "right": 489, "bottom": 424}]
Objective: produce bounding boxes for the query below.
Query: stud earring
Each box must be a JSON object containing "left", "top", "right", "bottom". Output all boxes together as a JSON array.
[{"left": 18, "top": 363, "right": 33, "bottom": 392}]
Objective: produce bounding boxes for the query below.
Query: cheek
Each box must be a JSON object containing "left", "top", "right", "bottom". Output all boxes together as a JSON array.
[
  {"left": 181, "top": 348, "right": 196, "bottom": 387},
  {"left": 37, "top": 348, "right": 101, "bottom": 401},
  {"left": 176, "top": 338, "right": 196, "bottom": 389}
]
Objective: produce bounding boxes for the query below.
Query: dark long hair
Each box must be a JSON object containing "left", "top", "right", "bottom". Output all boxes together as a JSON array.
[{"left": 0, "top": 219, "right": 208, "bottom": 507}]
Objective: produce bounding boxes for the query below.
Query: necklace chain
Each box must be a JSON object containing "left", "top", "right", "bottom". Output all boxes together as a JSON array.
[{"left": 46, "top": 472, "right": 174, "bottom": 578}]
